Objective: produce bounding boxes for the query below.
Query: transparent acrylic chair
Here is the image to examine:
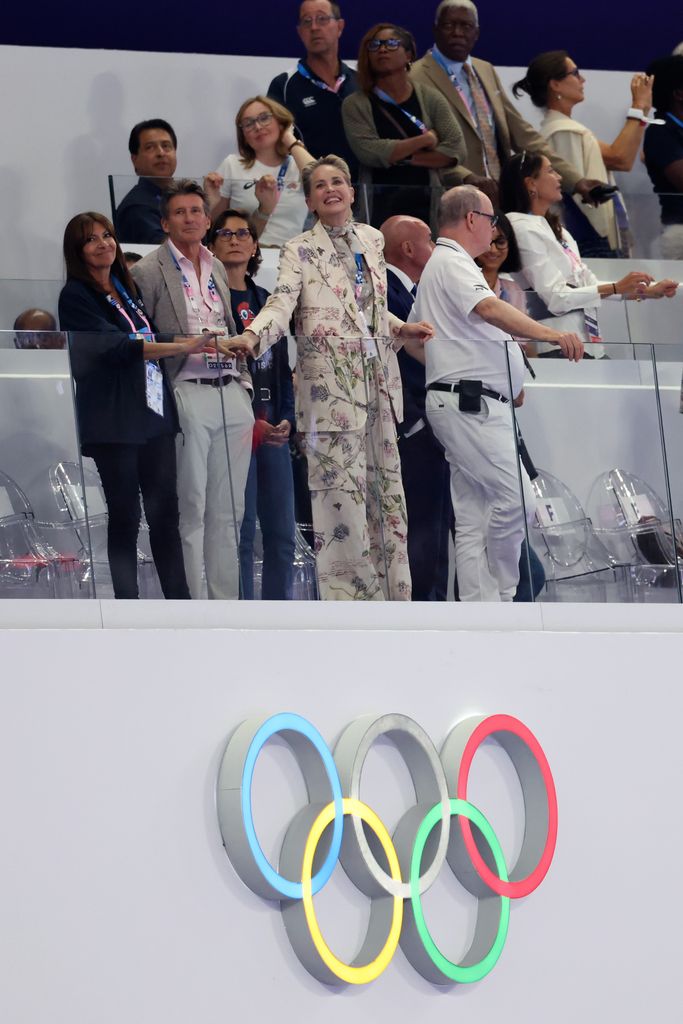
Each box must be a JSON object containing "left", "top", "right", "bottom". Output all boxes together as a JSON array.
[
  {"left": 48, "top": 461, "right": 161, "bottom": 598},
  {"left": 586, "top": 468, "right": 682, "bottom": 600},
  {"left": 529, "top": 469, "right": 629, "bottom": 602},
  {"left": 0, "top": 470, "right": 77, "bottom": 598}
]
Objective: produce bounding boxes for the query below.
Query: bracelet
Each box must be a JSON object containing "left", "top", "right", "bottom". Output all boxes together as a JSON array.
[
  {"left": 612, "top": 282, "right": 618, "bottom": 295},
  {"left": 626, "top": 106, "right": 647, "bottom": 124},
  {"left": 288, "top": 139, "right": 305, "bottom": 153}
]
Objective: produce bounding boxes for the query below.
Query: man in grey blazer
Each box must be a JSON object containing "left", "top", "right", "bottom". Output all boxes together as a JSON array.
[
  {"left": 410, "top": 1, "right": 604, "bottom": 204},
  {"left": 132, "top": 179, "right": 254, "bottom": 600}
]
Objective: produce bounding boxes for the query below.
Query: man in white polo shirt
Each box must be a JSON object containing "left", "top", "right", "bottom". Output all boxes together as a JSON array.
[{"left": 411, "top": 184, "right": 583, "bottom": 600}]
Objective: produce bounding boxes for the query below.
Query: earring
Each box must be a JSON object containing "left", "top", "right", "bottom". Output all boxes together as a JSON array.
[
  {"left": 556, "top": 93, "right": 563, "bottom": 100},
  {"left": 528, "top": 190, "right": 537, "bottom": 199}
]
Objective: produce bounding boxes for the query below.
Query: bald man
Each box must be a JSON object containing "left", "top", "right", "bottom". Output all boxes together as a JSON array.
[
  {"left": 13, "top": 308, "right": 65, "bottom": 349},
  {"left": 381, "top": 216, "right": 452, "bottom": 602}
]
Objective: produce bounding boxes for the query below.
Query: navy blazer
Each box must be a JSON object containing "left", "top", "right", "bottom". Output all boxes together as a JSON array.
[
  {"left": 58, "top": 278, "right": 179, "bottom": 446},
  {"left": 233, "top": 281, "right": 295, "bottom": 430},
  {"left": 386, "top": 268, "right": 427, "bottom": 436}
]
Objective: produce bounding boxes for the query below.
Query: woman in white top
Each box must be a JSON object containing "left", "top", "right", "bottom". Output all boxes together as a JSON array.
[
  {"left": 204, "top": 96, "right": 314, "bottom": 248},
  {"left": 499, "top": 152, "right": 677, "bottom": 357},
  {"left": 513, "top": 52, "right": 653, "bottom": 257}
]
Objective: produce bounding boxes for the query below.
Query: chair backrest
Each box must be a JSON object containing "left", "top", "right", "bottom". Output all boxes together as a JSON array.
[
  {"left": 530, "top": 469, "right": 591, "bottom": 568},
  {"left": 50, "top": 461, "right": 108, "bottom": 525},
  {"left": 586, "top": 468, "right": 677, "bottom": 566}
]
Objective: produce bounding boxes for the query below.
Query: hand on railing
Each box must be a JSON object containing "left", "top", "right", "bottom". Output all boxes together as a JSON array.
[
  {"left": 544, "top": 330, "right": 585, "bottom": 362},
  {"left": 643, "top": 279, "right": 679, "bottom": 300}
]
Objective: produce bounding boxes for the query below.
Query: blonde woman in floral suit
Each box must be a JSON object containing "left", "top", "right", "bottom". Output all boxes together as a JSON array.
[{"left": 219, "top": 155, "right": 433, "bottom": 600}]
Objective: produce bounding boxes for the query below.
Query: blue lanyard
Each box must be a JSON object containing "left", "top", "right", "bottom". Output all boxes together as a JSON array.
[
  {"left": 667, "top": 112, "right": 683, "bottom": 130},
  {"left": 430, "top": 47, "right": 460, "bottom": 85},
  {"left": 373, "top": 87, "right": 428, "bottom": 134},
  {"left": 109, "top": 277, "right": 153, "bottom": 337},
  {"left": 276, "top": 157, "right": 290, "bottom": 192},
  {"left": 297, "top": 60, "right": 346, "bottom": 94},
  {"left": 353, "top": 253, "right": 364, "bottom": 302}
]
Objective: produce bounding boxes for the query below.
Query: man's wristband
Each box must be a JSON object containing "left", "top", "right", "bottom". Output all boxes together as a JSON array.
[
  {"left": 626, "top": 107, "right": 647, "bottom": 124},
  {"left": 288, "top": 140, "right": 305, "bottom": 153}
]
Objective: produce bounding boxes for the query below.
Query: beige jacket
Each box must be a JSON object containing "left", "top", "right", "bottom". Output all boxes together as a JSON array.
[
  {"left": 410, "top": 52, "right": 583, "bottom": 193},
  {"left": 249, "top": 219, "right": 405, "bottom": 433}
]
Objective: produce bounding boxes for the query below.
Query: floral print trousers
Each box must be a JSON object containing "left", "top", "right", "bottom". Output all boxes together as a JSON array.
[{"left": 303, "top": 362, "right": 412, "bottom": 601}]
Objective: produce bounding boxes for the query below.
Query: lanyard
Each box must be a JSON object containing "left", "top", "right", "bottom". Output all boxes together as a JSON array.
[
  {"left": 560, "top": 237, "right": 585, "bottom": 276},
  {"left": 667, "top": 112, "right": 683, "bottom": 130},
  {"left": 276, "top": 157, "right": 290, "bottom": 192},
  {"left": 297, "top": 60, "right": 346, "bottom": 94},
  {"left": 373, "top": 87, "right": 428, "bottom": 134},
  {"left": 170, "top": 250, "right": 224, "bottom": 326},
  {"left": 107, "top": 277, "right": 153, "bottom": 337}
]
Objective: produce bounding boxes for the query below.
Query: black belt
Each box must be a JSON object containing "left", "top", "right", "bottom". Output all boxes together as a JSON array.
[
  {"left": 427, "top": 382, "right": 509, "bottom": 404},
  {"left": 184, "top": 376, "right": 234, "bottom": 388}
]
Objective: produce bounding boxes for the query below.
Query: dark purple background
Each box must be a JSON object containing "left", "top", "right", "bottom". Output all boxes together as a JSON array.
[{"left": 2, "top": 2, "right": 679, "bottom": 72}]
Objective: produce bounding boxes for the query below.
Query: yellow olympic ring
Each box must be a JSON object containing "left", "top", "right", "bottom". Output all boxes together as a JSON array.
[{"left": 301, "top": 797, "right": 404, "bottom": 984}]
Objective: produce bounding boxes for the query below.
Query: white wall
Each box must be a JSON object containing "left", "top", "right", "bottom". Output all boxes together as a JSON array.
[
  {"left": 1, "top": 621, "right": 682, "bottom": 1022},
  {"left": 0, "top": 44, "right": 661, "bottom": 286}
]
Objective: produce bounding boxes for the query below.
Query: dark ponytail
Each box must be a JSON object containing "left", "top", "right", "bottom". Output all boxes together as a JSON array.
[{"left": 513, "top": 50, "right": 570, "bottom": 108}]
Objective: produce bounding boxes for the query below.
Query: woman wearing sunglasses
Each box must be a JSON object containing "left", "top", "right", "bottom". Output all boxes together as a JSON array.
[
  {"left": 342, "top": 23, "right": 465, "bottom": 229},
  {"left": 204, "top": 96, "right": 315, "bottom": 247},
  {"left": 209, "top": 209, "right": 296, "bottom": 600},
  {"left": 499, "top": 153, "right": 677, "bottom": 357},
  {"left": 513, "top": 52, "right": 653, "bottom": 257}
]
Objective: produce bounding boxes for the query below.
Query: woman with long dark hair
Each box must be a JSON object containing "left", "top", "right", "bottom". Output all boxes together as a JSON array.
[
  {"left": 58, "top": 211, "right": 209, "bottom": 598},
  {"left": 499, "top": 153, "right": 676, "bottom": 357}
]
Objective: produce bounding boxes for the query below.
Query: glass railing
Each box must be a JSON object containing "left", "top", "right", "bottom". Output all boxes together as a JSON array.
[
  {"left": 1, "top": 275, "right": 683, "bottom": 603},
  {"left": 108, "top": 174, "right": 683, "bottom": 261}
]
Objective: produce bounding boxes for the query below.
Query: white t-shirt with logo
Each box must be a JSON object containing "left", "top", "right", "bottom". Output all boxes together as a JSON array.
[
  {"left": 216, "top": 152, "right": 308, "bottom": 247},
  {"left": 411, "top": 238, "right": 525, "bottom": 399}
]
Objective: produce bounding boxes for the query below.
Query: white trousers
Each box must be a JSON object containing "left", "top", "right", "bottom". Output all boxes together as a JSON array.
[
  {"left": 426, "top": 390, "right": 535, "bottom": 601},
  {"left": 174, "top": 380, "right": 254, "bottom": 599}
]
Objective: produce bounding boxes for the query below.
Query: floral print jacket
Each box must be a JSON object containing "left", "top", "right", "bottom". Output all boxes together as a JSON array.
[{"left": 248, "top": 220, "right": 405, "bottom": 434}]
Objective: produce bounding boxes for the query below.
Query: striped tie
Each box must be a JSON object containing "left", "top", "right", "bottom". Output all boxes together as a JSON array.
[{"left": 463, "top": 64, "right": 501, "bottom": 180}]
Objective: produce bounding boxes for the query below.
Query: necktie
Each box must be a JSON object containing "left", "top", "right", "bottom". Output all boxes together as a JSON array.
[{"left": 462, "top": 65, "right": 501, "bottom": 180}]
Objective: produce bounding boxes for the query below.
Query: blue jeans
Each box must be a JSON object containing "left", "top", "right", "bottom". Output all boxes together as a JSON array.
[{"left": 239, "top": 441, "right": 296, "bottom": 600}]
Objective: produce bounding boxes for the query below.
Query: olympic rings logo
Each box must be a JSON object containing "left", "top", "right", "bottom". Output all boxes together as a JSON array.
[{"left": 216, "top": 711, "right": 558, "bottom": 987}]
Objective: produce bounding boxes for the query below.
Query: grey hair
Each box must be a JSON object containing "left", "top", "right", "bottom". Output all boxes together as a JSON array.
[
  {"left": 438, "top": 184, "right": 486, "bottom": 229},
  {"left": 435, "top": 0, "right": 479, "bottom": 26}
]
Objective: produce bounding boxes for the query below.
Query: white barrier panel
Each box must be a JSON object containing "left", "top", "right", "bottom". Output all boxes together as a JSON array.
[{"left": 1, "top": 623, "right": 682, "bottom": 1021}]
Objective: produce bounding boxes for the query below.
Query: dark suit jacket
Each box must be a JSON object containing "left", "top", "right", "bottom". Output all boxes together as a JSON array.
[
  {"left": 58, "top": 278, "right": 178, "bottom": 445},
  {"left": 386, "top": 268, "right": 428, "bottom": 437},
  {"left": 410, "top": 53, "right": 582, "bottom": 193},
  {"left": 234, "top": 281, "right": 295, "bottom": 430}
]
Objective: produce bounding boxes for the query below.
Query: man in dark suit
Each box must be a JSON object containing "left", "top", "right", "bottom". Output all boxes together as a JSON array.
[{"left": 381, "top": 216, "right": 453, "bottom": 601}]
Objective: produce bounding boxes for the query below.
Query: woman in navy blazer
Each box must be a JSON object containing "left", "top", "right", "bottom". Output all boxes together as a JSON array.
[{"left": 58, "top": 211, "right": 209, "bottom": 599}]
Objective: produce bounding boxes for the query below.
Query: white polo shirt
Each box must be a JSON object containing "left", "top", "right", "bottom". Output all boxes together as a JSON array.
[{"left": 410, "top": 238, "right": 525, "bottom": 399}]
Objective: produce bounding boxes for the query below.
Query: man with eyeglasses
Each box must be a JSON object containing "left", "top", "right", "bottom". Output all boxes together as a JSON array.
[
  {"left": 267, "top": 0, "right": 358, "bottom": 177},
  {"left": 410, "top": 1, "right": 605, "bottom": 205},
  {"left": 411, "top": 185, "right": 584, "bottom": 602}
]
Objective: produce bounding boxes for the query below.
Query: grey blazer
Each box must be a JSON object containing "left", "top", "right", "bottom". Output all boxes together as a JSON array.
[{"left": 131, "top": 241, "right": 250, "bottom": 387}]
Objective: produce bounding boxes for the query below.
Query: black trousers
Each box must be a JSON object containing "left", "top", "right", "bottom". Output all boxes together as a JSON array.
[
  {"left": 398, "top": 425, "right": 452, "bottom": 601},
  {"left": 86, "top": 435, "right": 190, "bottom": 600}
]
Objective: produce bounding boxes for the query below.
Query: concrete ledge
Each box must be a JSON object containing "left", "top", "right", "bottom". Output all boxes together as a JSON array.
[{"left": 1, "top": 599, "right": 682, "bottom": 633}]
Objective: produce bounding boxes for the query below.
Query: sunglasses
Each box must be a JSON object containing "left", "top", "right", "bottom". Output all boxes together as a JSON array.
[
  {"left": 240, "top": 111, "right": 274, "bottom": 133},
  {"left": 214, "top": 228, "right": 252, "bottom": 240},
  {"left": 367, "top": 37, "right": 403, "bottom": 52}
]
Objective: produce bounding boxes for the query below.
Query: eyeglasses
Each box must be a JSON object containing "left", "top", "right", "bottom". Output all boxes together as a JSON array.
[
  {"left": 490, "top": 235, "right": 509, "bottom": 250},
  {"left": 367, "top": 37, "right": 403, "bottom": 52},
  {"left": 298, "top": 13, "right": 338, "bottom": 28},
  {"left": 471, "top": 210, "right": 499, "bottom": 228},
  {"left": 562, "top": 67, "right": 582, "bottom": 79},
  {"left": 214, "top": 228, "right": 252, "bottom": 241},
  {"left": 240, "top": 111, "right": 274, "bottom": 133}
]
